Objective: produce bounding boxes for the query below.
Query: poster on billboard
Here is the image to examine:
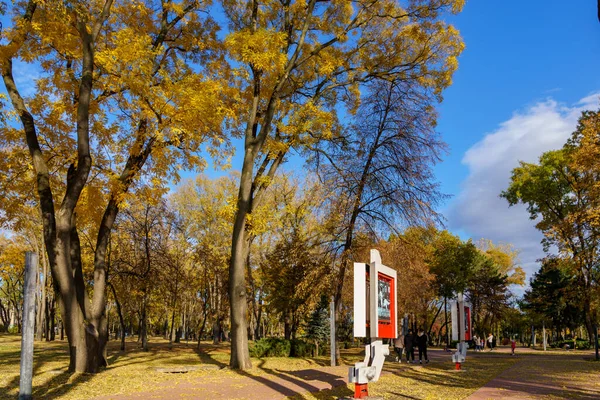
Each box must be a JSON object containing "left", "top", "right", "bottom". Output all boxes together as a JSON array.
[
  {"left": 352, "top": 250, "right": 397, "bottom": 339},
  {"left": 377, "top": 276, "right": 391, "bottom": 322},
  {"left": 451, "top": 297, "right": 472, "bottom": 342}
]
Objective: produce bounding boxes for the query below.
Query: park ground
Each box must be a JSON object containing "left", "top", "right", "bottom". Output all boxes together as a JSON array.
[{"left": 1, "top": 335, "right": 600, "bottom": 399}]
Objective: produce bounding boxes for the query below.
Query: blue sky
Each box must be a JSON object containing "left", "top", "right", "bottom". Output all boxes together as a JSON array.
[
  {"left": 436, "top": 0, "right": 600, "bottom": 285},
  {"left": 2, "top": 1, "right": 599, "bottom": 286},
  {"left": 212, "top": 1, "right": 600, "bottom": 285}
]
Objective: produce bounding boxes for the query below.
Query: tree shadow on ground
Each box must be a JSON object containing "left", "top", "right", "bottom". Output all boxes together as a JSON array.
[
  {"left": 481, "top": 377, "right": 600, "bottom": 399},
  {"left": 223, "top": 358, "right": 353, "bottom": 399},
  {"left": 0, "top": 352, "right": 93, "bottom": 400}
]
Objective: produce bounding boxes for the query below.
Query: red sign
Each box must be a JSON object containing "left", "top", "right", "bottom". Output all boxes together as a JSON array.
[
  {"left": 377, "top": 273, "right": 395, "bottom": 338},
  {"left": 464, "top": 306, "right": 471, "bottom": 341}
]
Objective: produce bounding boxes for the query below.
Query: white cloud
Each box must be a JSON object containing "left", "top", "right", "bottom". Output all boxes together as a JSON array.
[{"left": 448, "top": 93, "right": 600, "bottom": 291}]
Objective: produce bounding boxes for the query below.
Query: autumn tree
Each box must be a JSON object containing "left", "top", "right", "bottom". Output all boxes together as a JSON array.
[
  {"left": 0, "top": 235, "right": 29, "bottom": 332},
  {"left": 0, "top": 0, "right": 232, "bottom": 372},
  {"left": 476, "top": 239, "right": 525, "bottom": 286},
  {"left": 502, "top": 139, "right": 599, "bottom": 340},
  {"left": 222, "top": 0, "right": 464, "bottom": 369},
  {"left": 109, "top": 190, "right": 168, "bottom": 351},
  {"left": 311, "top": 78, "right": 450, "bottom": 339},
  {"left": 466, "top": 252, "right": 512, "bottom": 335},
  {"left": 171, "top": 175, "right": 238, "bottom": 344}
]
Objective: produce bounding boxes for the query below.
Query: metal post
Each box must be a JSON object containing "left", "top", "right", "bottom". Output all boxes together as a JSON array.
[
  {"left": 19, "top": 252, "right": 37, "bottom": 400},
  {"left": 330, "top": 297, "right": 335, "bottom": 367},
  {"left": 531, "top": 325, "right": 534, "bottom": 347},
  {"left": 456, "top": 293, "right": 464, "bottom": 370}
]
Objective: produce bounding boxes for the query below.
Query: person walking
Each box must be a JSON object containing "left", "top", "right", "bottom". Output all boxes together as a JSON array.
[
  {"left": 404, "top": 329, "right": 415, "bottom": 363},
  {"left": 487, "top": 333, "right": 494, "bottom": 351},
  {"left": 416, "top": 328, "right": 429, "bottom": 364},
  {"left": 394, "top": 332, "right": 404, "bottom": 363},
  {"left": 511, "top": 338, "right": 516, "bottom": 356}
]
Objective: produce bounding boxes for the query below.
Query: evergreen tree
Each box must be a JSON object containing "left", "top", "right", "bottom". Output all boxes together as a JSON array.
[{"left": 306, "top": 296, "right": 330, "bottom": 356}]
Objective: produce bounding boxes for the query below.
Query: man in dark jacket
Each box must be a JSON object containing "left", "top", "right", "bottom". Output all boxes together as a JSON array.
[
  {"left": 416, "top": 328, "right": 429, "bottom": 364},
  {"left": 404, "top": 329, "right": 415, "bottom": 363}
]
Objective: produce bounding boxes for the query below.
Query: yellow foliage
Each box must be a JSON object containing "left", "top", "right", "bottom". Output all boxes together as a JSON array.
[{"left": 225, "top": 29, "right": 288, "bottom": 73}]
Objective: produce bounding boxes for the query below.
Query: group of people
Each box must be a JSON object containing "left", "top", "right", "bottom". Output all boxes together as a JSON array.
[
  {"left": 473, "top": 334, "right": 494, "bottom": 351},
  {"left": 393, "top": 330, "right": 518, "bottom": 362},
  {"left": 393, "top": 328, "right": 429, "bottom": 364}
]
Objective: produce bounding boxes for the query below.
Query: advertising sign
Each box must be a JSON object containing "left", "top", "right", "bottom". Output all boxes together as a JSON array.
[
  {"left": 352, "top": 250, "right": 397, "bottom": 339},
  {"left": 451, "top": 297, "right": 472, "bottom": 342},
  {"left": 464, "top": 306, "right": 472, "bottom": 341}
]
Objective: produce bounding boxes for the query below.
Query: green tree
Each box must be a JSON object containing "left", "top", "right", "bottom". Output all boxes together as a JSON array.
[
  {"left": 261, "top": 231, "right": 326, "bottom": 340},
  {"left": 521, "top": 257, "right": 584, "bottom": 335},
  {"left": 501, "top": 145, "right": 598, "bottom": 340},
  {"left": 305, "top": 296, "right": 330, "bottom": 356},
  {"left": 467, "top": 253, "right": 511, "bottom": 335}
]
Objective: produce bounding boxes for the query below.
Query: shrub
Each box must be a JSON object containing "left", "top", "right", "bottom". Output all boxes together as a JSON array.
[
  {"left": 557, "top": 339, "right": 590, "bottom": 350},
  {"left": 249, "top": 337, "right": 328, "bottom": 358},
  {"left": 250, "top": 338, "right": 291, "bottom": 357},
  {"left": 291, "top": 339, "right": 327, "bottom": 357}
]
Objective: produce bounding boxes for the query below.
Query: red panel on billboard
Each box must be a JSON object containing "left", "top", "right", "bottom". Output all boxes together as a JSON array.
[
  {"left": 464, "top": 306, "right": 471, "bottom": 341},
  {"left": 377, "top": 273, "right": 395, "bottom": 338}
]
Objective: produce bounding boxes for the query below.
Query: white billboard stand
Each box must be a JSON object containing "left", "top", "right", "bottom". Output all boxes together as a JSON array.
[
  {"left": 348, "top": 250, "right": 397, "bottom": 399},
  {"left": 450, "top": 292, "right": 471, "bottom": 370}
]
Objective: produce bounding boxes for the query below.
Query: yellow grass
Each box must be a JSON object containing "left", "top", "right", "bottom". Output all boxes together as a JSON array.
[{"left": 2, "top": 334, "right": 599, "bottom": 399}]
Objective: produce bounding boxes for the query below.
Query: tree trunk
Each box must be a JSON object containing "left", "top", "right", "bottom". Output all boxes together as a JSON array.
[
  {"left": 169, "top": 308, "right": 176, "bottom": 345},
  {"left": 50, "top": 302, "right": 56, "bottom": 341},
  {"left": 35, "top": 244, "right": 46, "bottom": 341},
  {"left": 109, "top": 283, "right": 126, "bottom": 351},
  {"left": 228, "top": 147, "right": 255, "bottom": 369},
  {"left": 141, "top": 288, "right": 148, "bottom": 351},
  {"left": 284, "top": 314, "right": 292, "bottom": 341},
  {"left": 583, "top": 295, "right": 595, "bottom": 342},
  {"left": 427, "top": 301, "right": 443, "bottom": 340},
  {"left": 197, "top": 304, "right": 209, "bottom": 349}
]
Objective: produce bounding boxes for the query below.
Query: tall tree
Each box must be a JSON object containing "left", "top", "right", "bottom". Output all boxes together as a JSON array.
[
  {"left": 0, "top": 0, "right": 231, "bottom": 372},
  {"left": 312, "top": 78, "right": 450, "bottom": 340},
  {"left": 521, "top": 257, "right": 584, "bottom": 334},
  {"left": 502, "top": 136, "right": 599, "bottom": 340},
  {"left": 222, "top": 0, "right": 464, "bottom": 369}
]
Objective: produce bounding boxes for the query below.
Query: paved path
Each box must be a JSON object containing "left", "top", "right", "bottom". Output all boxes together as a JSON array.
[
  {"left": 467, "top": 349, "right": 600, "bottom": 400},
  {"left": 93, "top": 348, "right": 450, "bottom": 400},
  {"left": 93, "top": 347, "right": 600, "bottom": 399},
  {"left": 94, "top": 365, "right": 351, "bottom": 400}
]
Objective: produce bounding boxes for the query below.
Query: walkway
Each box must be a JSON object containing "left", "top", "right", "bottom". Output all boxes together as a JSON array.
[{"left": 467, "top": 348, "right": 600, "bottom": 399}]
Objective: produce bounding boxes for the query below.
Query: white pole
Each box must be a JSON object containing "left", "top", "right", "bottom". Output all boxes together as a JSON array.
[
  {"left": 19, "top": 252, "right": 37, "bottom": 400},
  {"left": 543, "top": 321, "right": 547, "bottom": 351},
  {"left": 458, "top": 293, "right": 465, "bottom": 344},
  {"left": 330, "top": 297, "right": 335, "bottom": 367}
]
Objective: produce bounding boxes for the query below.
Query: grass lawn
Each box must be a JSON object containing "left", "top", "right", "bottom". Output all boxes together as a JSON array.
[{"left": 1, "top": 334, "right": 598, "bottom": 399}]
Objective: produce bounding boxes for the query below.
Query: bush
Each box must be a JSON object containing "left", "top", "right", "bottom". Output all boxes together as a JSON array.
[
  {"left": 250, "top": 338, "right": 291, "bottom": 357},
  {"left": 291, "top": 339, "right": 327, "bottom": 357},
  {"left": 557, "top": 339, "right": 590, "bottom": 350},
  {"left": 249, "top": 337, "right": 328, "bottom": 358}
]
